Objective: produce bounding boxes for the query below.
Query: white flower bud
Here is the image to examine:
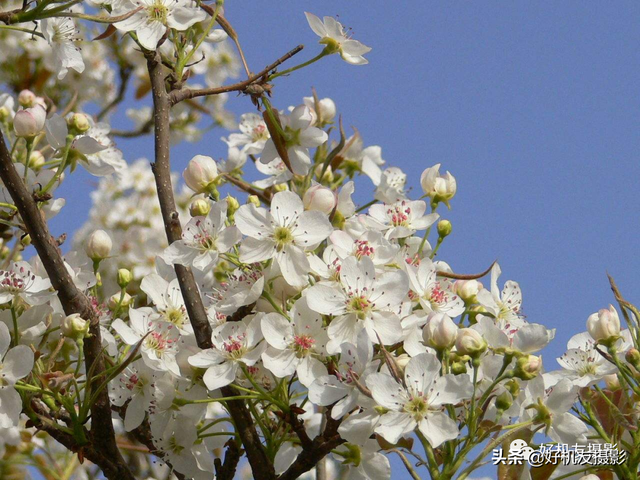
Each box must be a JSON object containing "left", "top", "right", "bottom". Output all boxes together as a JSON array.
[
  {"left": 303, "top": 184, "right": 337, "bottom": 214},
  {"left": 183, "top": 155, "right": 219, "bottom": 194},
  {"left": 18, "top": 89, "right": 36, "bottom": 108},
  {"left": 603, "top": 374, "right": 620, "bottom": 390},
  {"left": 85, "top": 230, "right": 112, "bottom": 261},
  {"left": 190, "top": 199, "right": 211, "bottom": 217},
  {"left": 455, "top": 280, "right": 481, "bottom": 302},
  {"left": 586, "top": 305, "right": 620, "bottom": 344},
  {"left": 14, "top": 105, "right": 46, "bottom": 138},
  {"left": 420, "top": 164, "right": 457, "bottom": 205},
  {"left": 578, "top": 476, "right": 600, "bottom": 480},
  {"left": 455, "top": 328, "right": 487, "bottom": 356},
  {"left": 69, "top": 112, "right": 91, "bottom": 133},
  {"left": 62, "top": 313, "right": 89, "bottom": 340},
  {"left": 424, "top": 313, "right": 457, "bottom": 349},
  {"left": 108, "top": 292, "right": 132, "bottom": 310},
  {"left": 28, "top": 150, "right": 45, "bottom": 170}
]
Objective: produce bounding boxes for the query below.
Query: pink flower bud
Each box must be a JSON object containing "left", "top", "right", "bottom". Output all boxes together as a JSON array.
[
  {"left": 18, "top": 89, "right": 36, "bottom": 108},
  {"left": 303, "top": 185, "right": 337, "bottom": 214},
  {"left": 13, "top": 105, "right": 46, "bottom": 138}
]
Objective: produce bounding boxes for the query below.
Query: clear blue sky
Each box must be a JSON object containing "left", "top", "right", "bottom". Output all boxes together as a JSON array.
[{"left": 48, "top": 2, "right": 640, "bottom": 476}]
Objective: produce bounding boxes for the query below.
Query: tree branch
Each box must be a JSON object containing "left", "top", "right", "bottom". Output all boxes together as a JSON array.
[
  {"left": 277, "top": 412, "right": 345, "bottom": 480},
  {"left": 170, "top": 45, "right": 304, "bottom": 105},
  {"left": 0, "top": 129, "right": 134, "bottom": 480},
  {"left": 145, "top": 49, "right": 276, "bottom": 480}
]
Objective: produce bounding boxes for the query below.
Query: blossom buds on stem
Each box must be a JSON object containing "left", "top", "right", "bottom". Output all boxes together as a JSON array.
[{"left": 587, "top": 305, "right": 621, "bottom": 347}]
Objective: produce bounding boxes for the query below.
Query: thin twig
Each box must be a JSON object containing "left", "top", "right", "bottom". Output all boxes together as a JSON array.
[{"left": 170, "top": 45, "right": 304, "bottom": 105}]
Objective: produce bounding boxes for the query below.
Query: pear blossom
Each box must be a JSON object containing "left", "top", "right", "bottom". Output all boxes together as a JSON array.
[
  {"left": 309, "top": 331, "right": 378, "bottom": 419},
  {"left": 188, "top": 316, "right": 266, "bottom": 391},
  {"left": 305, "top": 12, "right": 372, "bottom": 65},
  {"left": 261, "top": 297, "right": 328, "bottom": 386},
  {"left": 368, "top": 199, "right": 439, "bottom": 239},
  {"left": 162, "top": 201, "right": 240, "bottom": 271},
  {"left": 110, "top": 360, "right": 162, "bottom": 431},
  {"left": 477, "top": 263, "right": 524, "bottom": 328},
  {"left": 113, "top": 0, "right": 207, "bottom": 51},
  {"left": 406, "top": 258, "right": 465, "bottom": 317},
  {"left": 366, "top": 353, "right": 473, "bottom": 446},
  {"left": 0, "top": 323, "right": 34, "bottom": 428},
  {"left": 420, "top": 164, "right": 457, "bottom": 207},
  {"left": 112, "top": 307, "right": 181, "bottom": 375},
  {"left": 41, "top": 17, "right": 85, "bottom": 80},
  {"left": 141, "top": 274, "right": 191, "bottom": 334},
  {"left": 0, "top": 262, "right": 53, "bottom": 306},
  {"left": 521, "top": 377, "right": 588, "bottom": 445},
  {"left": 235, "top": 190, "right": 333, "bottom": 287},
  {"left": 307, "top": 256, "right": 409, "bottom": 352},
  {"left": 225, "top": 113, "right": 270, "bottom": 155},
  {"left": 259, "top": 105, "right": 328, "bottom": 175},
  {"left": 544, "top": 332, "right": 617, "bottom": 388}
]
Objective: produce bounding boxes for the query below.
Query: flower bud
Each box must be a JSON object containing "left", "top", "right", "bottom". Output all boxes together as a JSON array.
[
  {"left": 183, "top": 155, "right": 219, "bottom": 194},
  {"left": 495, "top": 391, "right": 513, "bottom": 412},
  {"left": 586, "top": 305, "right": 621, "bottom": 345},
  {"left": 69, "top": 113, "right": 90, "bottom": 133},
  {"left": 247, "top": 195, "right": 261, "bottom": 207},
  {"left": 226, "top": 195, "right": 240, "bottom": 218},
  {"left": 315, "top": 164, "right": 334, "bottom": 183},
  {"left": 578, "top": 475, "right": 601, "bottom": 480},
  {"left": 420, "top": 164, "right": 457, "bottom": 207},
  {"left": 513, "top": 354, "right": 542, "bottom": 380},
  {"left": 626, "top": 348, "right": 640, "bottom": 368},
  {"left": 62, "top": 313, "right": 89, "bottom": 340},
  {"left": 394, "top": 353, "right": 411, "bottom": 371},
  {"left": 18, "top": 90, "right": 36, "bottom": 108},
  {"left": 85, "top": 230, "right": 112, "bottom": 261},
  {"left": 117, "top": 268, "right": 132, "bottom": 288},
  {"left": 108, "top": 292, "right": 133, "bottom": 311},
  {"left": 14, "top": 105, "right": 46, "bottom": 138},
  {"left": 604, "top": 374, "right": 621, "bottom": 390},
  {"left": 190, "top": 198, "right": 211, "bottom": 217},
  {"left": 424, "top": 313, "right": 457, "bottom": 350},
  {"left": 451, "top": 361, "right": 467, "bottom": 375},
  {"left": 437, "top": 219, "right": 452, "bottom": 238},
  {"left": 505, "top": 379, "right": 520, "bottom": 397},
  {"left": 274, "top": 184, "right": 288, "bottom": 192},
  {"left": 303, "top": 184, "right": 337, "bottom": 214},
  {"left": 455, "top": 280, "right": 481, "bottom": 303},
  {"left": 455, "top": 328, "right": 487, "bottom": 356},
  {"left": 20, "top": 234, "right": 31, "bottom": 247},
  {"left": 28, "top": 150, "right": 45, "bottom": 170}
]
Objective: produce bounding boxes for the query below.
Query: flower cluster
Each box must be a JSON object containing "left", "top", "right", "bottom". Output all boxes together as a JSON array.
[{"left": 0, "top": 2, "right": 635, "bottom": 480}]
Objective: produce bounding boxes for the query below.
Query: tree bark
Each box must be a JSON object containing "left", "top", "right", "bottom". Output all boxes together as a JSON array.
[{"left": 0, "top": 129, "right": 134, "bottom": 480}]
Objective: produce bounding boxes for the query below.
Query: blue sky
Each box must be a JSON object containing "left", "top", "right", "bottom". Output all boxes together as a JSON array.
[{"left": 46, "top": 1, "right": 640, "bottom": 476}]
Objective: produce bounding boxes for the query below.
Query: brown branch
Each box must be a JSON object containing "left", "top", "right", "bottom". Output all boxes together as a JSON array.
[
  {"left": 0, "top": 127, "right": 134, "bottom": 480},
  {"left": 0, "top": 8, "right": 21, "bottom": 24},
  {"left": 215, "top": 440, "right": 241, "bottom": 480},
  {"left": 170, "top": 45, "right": 304, "bottom": 105},
  {"left": 436, "top": 260, "right": 497, "bottom": 280},
  {"left": 277, "top": 412, "right": 345, "bottom": 480},
  {"left": 223, "top": 173, "right": 272, "bottom": 205},
  {"left": 145, "top": 48, "right": 276, "bottom": 480}
]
